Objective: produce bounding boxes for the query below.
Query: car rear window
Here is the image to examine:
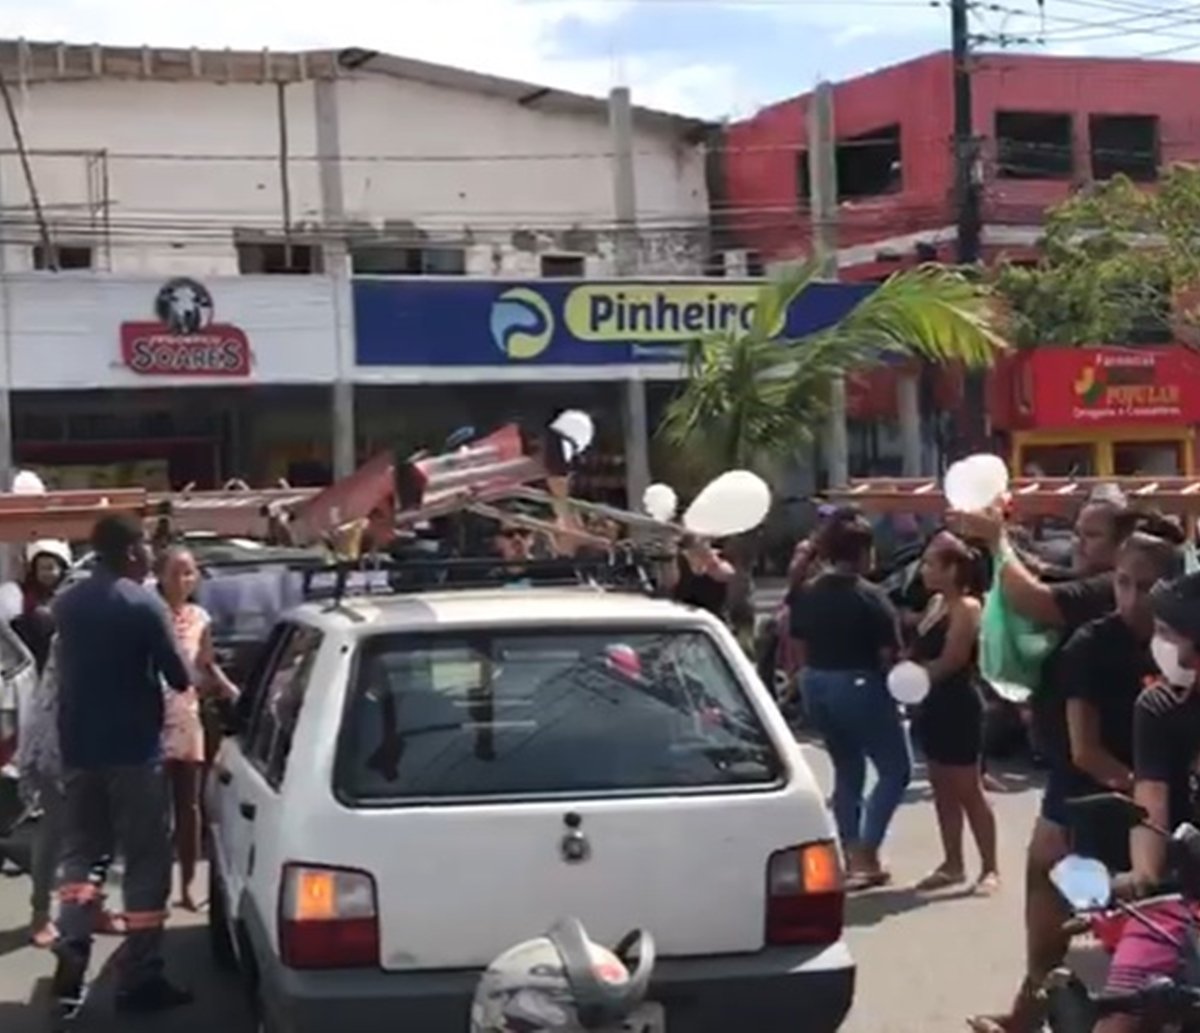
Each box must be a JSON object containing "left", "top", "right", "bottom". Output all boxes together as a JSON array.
[{"left": 336, "top": 627, "right": 784, "bottom": 803}]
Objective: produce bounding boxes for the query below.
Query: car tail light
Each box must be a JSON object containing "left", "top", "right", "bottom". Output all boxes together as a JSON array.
[
  {"left": 279, "top": 864, "right": 379, "bottom": 970},
  {"left": 765, "top": 841, "right": 844, "bottom": 946}
]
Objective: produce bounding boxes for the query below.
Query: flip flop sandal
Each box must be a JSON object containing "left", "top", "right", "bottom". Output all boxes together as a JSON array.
[
  {"left": 917, "top": 868, "right": 966, "bottom": 891},
  {"left": 846, "top": 870, "right": 892, "bottom": 892}
]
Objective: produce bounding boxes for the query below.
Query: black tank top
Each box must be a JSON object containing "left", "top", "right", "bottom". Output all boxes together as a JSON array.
[{"left": 912, "top": 610, "right": 980, "bottom": 701}]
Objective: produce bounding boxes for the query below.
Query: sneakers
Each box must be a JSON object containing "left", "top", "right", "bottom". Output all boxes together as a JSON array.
[
  {"left": 50, "top": 945, "right": 89, "bottom": 1019},
  {"left": 115, "top": 977, "right": 194, "bottom": 1015}
]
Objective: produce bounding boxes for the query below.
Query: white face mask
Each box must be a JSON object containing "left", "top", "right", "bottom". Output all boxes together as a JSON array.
[{"left": 1151, "top": 634, "right": 1196, "bottom": 688}]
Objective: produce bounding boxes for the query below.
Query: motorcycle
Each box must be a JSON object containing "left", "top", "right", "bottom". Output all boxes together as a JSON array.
[{"left": 1044, "top": 792, "right": 1200, "bottom": 1032}]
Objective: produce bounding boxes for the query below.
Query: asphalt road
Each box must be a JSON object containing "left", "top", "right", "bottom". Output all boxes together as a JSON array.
[{"left": 0, "top": 746, "right": 1089, "bottom": 1033}]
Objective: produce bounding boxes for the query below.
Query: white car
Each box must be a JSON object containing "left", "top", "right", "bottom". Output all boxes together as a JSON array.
[{"left": 206, "top": 583, "right": 854, "bottom": 1033}]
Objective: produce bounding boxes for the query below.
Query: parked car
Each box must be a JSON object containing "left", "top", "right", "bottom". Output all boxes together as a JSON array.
[{"left": 206, "top": 580, "right": 855, "bottom": 1033}]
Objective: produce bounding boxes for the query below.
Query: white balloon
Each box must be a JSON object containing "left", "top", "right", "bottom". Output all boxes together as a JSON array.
[
  {"left": 642, "top": 483, "right": 679, "bottom": 523},
  {"left": 944, "top": 453, "right": 1009, "bottom": 513},
  {"left": 887, "top": 661, "right": 931, "bottom": 705},
  {"left": 12, "top": 470, "right": 46, "bottom": 495},
  {"left": 683, "top": 470, "right": 772, "bottom": 538},
  {"left": 550, "top": 410, "right": 595, "bottom": 454}
]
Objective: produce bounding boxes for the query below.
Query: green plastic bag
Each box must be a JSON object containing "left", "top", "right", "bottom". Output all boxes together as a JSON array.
[{"left": 978, "top": 551, "right": 1060, "bottom": 703}]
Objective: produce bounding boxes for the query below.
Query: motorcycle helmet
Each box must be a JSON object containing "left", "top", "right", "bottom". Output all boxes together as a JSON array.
[{"left": 470, "top": 918, "right": 654, "bottom": 1033}]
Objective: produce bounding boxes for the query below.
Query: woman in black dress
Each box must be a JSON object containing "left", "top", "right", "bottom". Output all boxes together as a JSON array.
[{"left": 911, "top": 531, "right": 999, "bottom": 893}]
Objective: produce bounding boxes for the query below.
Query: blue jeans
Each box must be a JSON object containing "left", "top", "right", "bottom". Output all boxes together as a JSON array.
[{"left": 804, "top": 669, "right": 912, "bottom": 852}]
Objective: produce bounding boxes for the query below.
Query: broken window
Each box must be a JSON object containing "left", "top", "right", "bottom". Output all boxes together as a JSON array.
[
  {"left": 996, "top": 112, "right": 1074, "bottom": 180},
  {"left": 835, "top": 125, "right": 902, "bottom": 198},
  {"left": 540, "top": 254, "right": 585, "bottom": 277},
  {"left": 1090, "top": 114, "right": 1159, "bottom": 182},
  {"left": 349, "top": 246, "right": 466, "bottom": 276},
  {"left": 32, "top": 244, "right": 93, "bottom": 271},
  {"left": 237, "top": 240, "right": 323, "bottom": 274}
]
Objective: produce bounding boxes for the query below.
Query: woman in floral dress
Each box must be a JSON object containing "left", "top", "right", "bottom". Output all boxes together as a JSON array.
[{"left": 158, "top": 547, "right": 238, "bottom": 911}]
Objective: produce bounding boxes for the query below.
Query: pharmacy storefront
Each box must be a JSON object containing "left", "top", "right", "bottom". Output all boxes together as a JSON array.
[
  {"left": 353, "top": 277, "right": 871, "bottom": 505},
  {"left": 4, "top": 274, "right": 342, "bottom": 488}
]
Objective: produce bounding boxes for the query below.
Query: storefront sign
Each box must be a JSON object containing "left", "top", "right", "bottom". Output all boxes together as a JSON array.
[
  {"left": 1027, "top": 346, "right": 1200, "bottom": 427},
  {"left": 354, "top": 278, "right": 874, "bottom": 367},
  {"left": 119, "top": 278, "right": 251, "bottom": 377}
]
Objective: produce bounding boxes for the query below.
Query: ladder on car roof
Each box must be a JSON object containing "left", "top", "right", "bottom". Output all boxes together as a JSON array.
[{"left": 826, "top": 476, "right": 1200, "bottom": 519}]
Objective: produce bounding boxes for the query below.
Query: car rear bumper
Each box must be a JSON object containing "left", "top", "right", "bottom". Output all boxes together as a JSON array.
[{"left": 257, "top": 938, "right": 855, "bottom": 1033}]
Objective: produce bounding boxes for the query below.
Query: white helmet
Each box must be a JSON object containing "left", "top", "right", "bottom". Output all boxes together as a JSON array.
[
  {"left": 25, "top": 539, "right": 71, "bottom": 569},
  {"left": 470, "top": 919, "right": 654, "bottom": 1033}
]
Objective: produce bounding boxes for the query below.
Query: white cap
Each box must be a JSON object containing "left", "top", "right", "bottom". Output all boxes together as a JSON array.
[
  {"left": 11, "top": 470, "right": 46, "bottom": 495},
  {"left": 25, "top": 539, "right": 71, "bottom": 568}
]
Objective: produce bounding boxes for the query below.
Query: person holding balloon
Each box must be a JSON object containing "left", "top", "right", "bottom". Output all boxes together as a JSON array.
[{"left": 905, "top": 531, "right": 999, "bottom": 895}]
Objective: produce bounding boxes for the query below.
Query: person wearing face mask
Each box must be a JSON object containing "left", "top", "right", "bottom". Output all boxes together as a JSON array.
[
  {"left": 1062, "top": 534, "right": 1183, "bottom": 876},
  {"left": 1090, "top": 572, "right": 1200, "bottom": 1033},
  {"left": 962, "top": 491, "right": 1140, "bottom": 1033}
]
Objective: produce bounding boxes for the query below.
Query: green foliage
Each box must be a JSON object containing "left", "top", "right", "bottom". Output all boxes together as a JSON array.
[
  {"left": 992, "top": 166, "right": 1200, "bottom": 348},
  {"left": 658, "top": 262, "right": 1006, "bottom": 481}
]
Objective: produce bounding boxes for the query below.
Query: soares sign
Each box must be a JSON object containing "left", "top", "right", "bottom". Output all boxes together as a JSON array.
[{"left": 119, "top": 278, "right": 251, "bottom": 377}]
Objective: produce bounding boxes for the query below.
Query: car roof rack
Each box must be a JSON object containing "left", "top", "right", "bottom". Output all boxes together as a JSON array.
[{"left": 299, "top": 553, "right": 658, "bottom": 608}]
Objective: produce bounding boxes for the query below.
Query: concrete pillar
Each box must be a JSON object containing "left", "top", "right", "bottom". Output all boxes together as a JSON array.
[
  {"left": 898, "top": 369, "right": 923, "bottom": 476},
  {"left": 622, "top": 377, "right": 651, "bottom": 510},
  {"left": 314, "top": 78, "right": 356, "bottom": 479}
]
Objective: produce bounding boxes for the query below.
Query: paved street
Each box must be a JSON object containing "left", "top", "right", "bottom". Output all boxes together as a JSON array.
[{"left": 0, "top": 745, "right": 1082, "bottom": 1033}]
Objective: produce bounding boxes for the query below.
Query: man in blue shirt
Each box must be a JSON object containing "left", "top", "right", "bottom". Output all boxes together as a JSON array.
[{"left": 51, "top": 514, "right": 193, "bottom": 1016}]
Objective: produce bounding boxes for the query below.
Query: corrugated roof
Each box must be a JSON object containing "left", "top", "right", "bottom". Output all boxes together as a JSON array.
[{"left": 0, "top": 39, "right": 710, "bottom": 140}]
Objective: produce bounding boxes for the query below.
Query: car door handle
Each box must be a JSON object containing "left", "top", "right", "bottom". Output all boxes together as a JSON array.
[
  {"left": 239, "top": 802, "right": 257, "bottom": 821},
  {"left": 215, "top": 768, "right": 232, "bottom": 786}
]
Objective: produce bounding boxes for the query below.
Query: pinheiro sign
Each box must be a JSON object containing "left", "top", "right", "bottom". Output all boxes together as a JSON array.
[
  {"left": 354, "top": 278, "right": 870, "bottom": 367},
  {"left": 119, "top": 278, "right": 252, "bottom": 377}
]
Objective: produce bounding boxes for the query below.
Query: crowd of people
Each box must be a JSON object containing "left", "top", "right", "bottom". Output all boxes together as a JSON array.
[
  {"left": 779, "top": 491, "right": 1200, "bottom": 1033},
  {"left": 5, "top": 479, "right": 1200, "bottom": 1028},
  {"left": 10, "top": 515, "right": 237, "bottom": 1017}
]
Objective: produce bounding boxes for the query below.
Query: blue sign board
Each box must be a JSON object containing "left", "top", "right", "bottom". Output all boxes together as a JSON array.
[{"left": 353, "top": 278, "right": 874, "bottom": 367}]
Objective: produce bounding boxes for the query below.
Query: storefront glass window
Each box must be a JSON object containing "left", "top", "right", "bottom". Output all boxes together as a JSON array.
[{"left": 1113, "top": 441, "right": 1183, "bottom": 476}]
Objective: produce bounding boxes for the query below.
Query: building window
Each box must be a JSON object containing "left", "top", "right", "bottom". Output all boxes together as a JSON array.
[
  {"left": 1090, "top": 114, "right": 1159, "bottom": 182},
  {"left": 32, "top": 244, "right": 93, "bottom": 271},
  {"left": 796, "top": 150, "right": 811, "bottom": 208},
  {"left": 540, "top": 254, "right": 585, "bottom": 278},
  {"left": 350, "top": 246, "right": 466, "bottom": 276},
  {"left": 746, "top": 251, "right": 765, "bottom": 277},
  {"left": 236, "top": 241, "right": 323, "bottom": 275},
  {"left": 836, "top": 125, "right": 902, "bottom": 198},
  {"left": 996, "top": 111, "right": 1074, "bottom": 180}
]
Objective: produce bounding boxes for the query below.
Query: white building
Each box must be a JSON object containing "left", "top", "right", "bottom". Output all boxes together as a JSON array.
[
  {"left": 0, "top": 40, "right": 711, "bottom": 278},
  {"left": 0, "top": 40, "right": 716, "bottom": 495}
]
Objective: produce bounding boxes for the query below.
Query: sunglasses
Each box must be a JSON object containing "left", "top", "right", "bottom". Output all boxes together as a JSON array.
[{"left": 501, "top": 528, "right": 532, "bottom": 540}]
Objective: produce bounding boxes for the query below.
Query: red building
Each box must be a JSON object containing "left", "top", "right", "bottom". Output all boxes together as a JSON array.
[{"left": 718, "top": 51, "right": 1200, "bottom": 281}]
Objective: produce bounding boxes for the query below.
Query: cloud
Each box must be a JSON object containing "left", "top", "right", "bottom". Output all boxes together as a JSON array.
[
  {"left": 1, "top": 0, "right": 733, "bottom": 111},
  {"left": 833, "top": 24, "right": 882, "bottom": 47}
]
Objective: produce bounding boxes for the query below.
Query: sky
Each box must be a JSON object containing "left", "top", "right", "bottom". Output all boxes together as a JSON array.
[{"left": 2, "top": 0, "right": 1199, "bottom": 119}]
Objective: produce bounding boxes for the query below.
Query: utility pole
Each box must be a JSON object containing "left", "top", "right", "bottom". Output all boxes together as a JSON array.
[
  {"left": 952, "top": 0, "right": 988, "bottom": 449},
  {"left": 610, "top": 85, "right": 650, "bottom": 510},
  {"left": 808, "top": 81, "right": 848, "bottom": 488}
]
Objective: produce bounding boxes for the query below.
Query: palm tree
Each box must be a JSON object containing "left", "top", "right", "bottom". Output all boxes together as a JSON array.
[
  {"left": 660, "top": 261, "right": 1006, "bottom": 478},
  {"left": 658, "top": 261, "right": 1007, "bottom": 639}
]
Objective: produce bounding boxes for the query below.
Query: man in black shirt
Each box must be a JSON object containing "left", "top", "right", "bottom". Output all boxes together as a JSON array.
[
  {"left": 960, "top": 493, "right": 1131, "bottom": 1033},
  {"left": 1093, "top": 574, "right": 1200, "bottom": 1024},
  {"left": 666, "top": 536, "right": 734, "bottom": 620},
  {"left": 1062, "top": 535, "right": 1183, "bottom": 874}
]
